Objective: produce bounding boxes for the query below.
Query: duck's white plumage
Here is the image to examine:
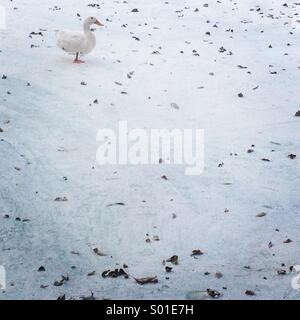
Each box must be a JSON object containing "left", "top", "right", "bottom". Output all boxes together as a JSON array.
[
  {"left": 56, "top": 17, "right": 103, "bottom": 63},
  {"left": 56, "top": 29, "right": 96, "bottom": 54}
]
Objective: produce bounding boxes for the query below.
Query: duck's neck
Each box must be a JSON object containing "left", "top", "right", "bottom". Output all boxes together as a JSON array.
[{"left": 83, "top": 21, "right": 92, "bottom": 34}]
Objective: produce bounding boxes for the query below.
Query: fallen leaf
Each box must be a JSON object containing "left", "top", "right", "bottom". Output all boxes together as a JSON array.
[
  {"left": 245, "top": 290, "right": 255, "bottom": 296},
  {"left": 106, "top": 202, "right": 125, "bottom": 207},
  {"left": 166, "top": 255, "right": 178, "bottom": 265},
  {"left": 207, "top": 288, "right": 221, "bottom": 298},
  {"left": 102, "top": 269, "right": 128, "bottom": 279},
  {"left": 256, "top": 212, "right": 267, "bottom": 218},
  {"left": 165, "top": 266, "right": 173, "bottom": 273},
  {"left": 53, "top": 275, "right": 69, "bottom": 287},
  {"left": 277, "top": 269, "right": 287, "bottom": 275},
  {"left": 93, "top": 248, "right": 106, "bottom": 256},
  {"left": 134, "top": 276, "right": 158, "bottom": 285},
  {"left": 191, "top": 249, "right": 204, "bottom": 256}
]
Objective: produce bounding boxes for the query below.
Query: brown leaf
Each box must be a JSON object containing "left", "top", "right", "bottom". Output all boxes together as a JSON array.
[
  {"left": 191, "top": 249, "right": 204, "bottom": 256},
  {"left": 166, "top": 255, "right": 178, "bottom": 265},
  {"left": 102, "top": 268, "right": 128, "bottom": 279},
  {"left": 245, "top": 290, "right": 255, "bottom": 296},
  {"left": 207, "top": 288, "right": 221, "bottom": 298},
  {"left": 256, "top": 212, "right": 267, "bottom": 218},
  {"left": 134, "top": 276, "right": 158, "bottom": 285}
]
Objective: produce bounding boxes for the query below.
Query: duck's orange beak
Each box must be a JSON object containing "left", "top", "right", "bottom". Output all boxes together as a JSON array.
[{"left": 95, "top": 20, "right": 104, "bottom": 27}]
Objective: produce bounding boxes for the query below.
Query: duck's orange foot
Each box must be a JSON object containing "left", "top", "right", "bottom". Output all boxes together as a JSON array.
[{"left": 73, "top": 59, "right": 85, "bottom": 64}]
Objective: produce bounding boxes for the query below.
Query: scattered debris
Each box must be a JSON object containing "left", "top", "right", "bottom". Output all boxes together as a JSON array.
[
  {"left": 93, "top": 248, "right": 106, "bottom": 256},
  {"left": 191, "top": 249, "right": 204, "bottom": 256},
  {"left": 165, "top": 266, "right": 173, "bottom": 273},
  {"left": 106, "top": 202, "right": 125, "bottom": 207},
  {"left": 166, "top": 255, "right": 178, "bottom": 265},
  {"left": 54, "top": 196, "right": 68, "bottom": 202},
  {"left": 54, "top": 275, "right": 69, "bottom": 287},
  {"left": 294, "top": 110, "right": 300, "bottom": 117},
  {"left": 207, "top": 289, "right": 222, "bottom": 298},
  {"left": 80, "top": 291, "right": 96, "bottom": 300},
  {"left": 245, "top": 290, "right": 255, "bottom": 296},
  {"left": 134, "top": 276, "right": 158, "bottom": 285},
  {"left": 102, "top": 269, "right": 129, "bottom": 279},
  {"left": 256, "top": 212, "right": 267, "bottom": 218}
]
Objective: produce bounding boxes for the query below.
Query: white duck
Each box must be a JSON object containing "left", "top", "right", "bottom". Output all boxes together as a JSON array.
[{"left": 56, "top": 17, "right": 104, "bottom": 63}]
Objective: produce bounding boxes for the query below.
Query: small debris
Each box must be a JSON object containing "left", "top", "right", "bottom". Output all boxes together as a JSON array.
[
  {"left": 165, "top": 266, "right": 173, "bottom": 273},
  {"left": 166, "top": 255, "right": 178, "bottom": 265},
  {"left": 102, "top": 269, "right": 129, "bottom": 279},
  {"left": 268, "top": 241, "right": 274, "bottom": 248},
  {"left": 294, "top": 110, "right": 300, "bottom": 117},
  {"left": 93, "top": 248, "right": 106, "bottom": 256},
  {"left": 80, "top": 291, "right": 96, "bottom": 300},
  {"left": 256, "top": 212, "right": 267, "bottom": 218},
  {"left": 171, "top": 102, "right": 180, "bottom": 110},
  {"left": 134, "top": 276, "right": 158, "bottom": 285},
  {"left": 40, "top": 285, "right": 49, "bottom": 289},
  {"left": 106, "top": 202, "right": 125, "bottom": 207},
  {"left": 53, "top": 275, "right": 69, "bottom": 286},
  {"left": 191, "top": 249, "right": 204, "bottom": 256},
  {"left": 207, "top": 288, "right": 221, "bottom": 298},
  {"left": 245, "top": 290, "right": 255, "bottom": 296},
  {"left": 54, "top": 196, "right": 68, "bottom": 202},
  {"left": 277, "top": 269, "right": 287, "bottom": 275}
]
